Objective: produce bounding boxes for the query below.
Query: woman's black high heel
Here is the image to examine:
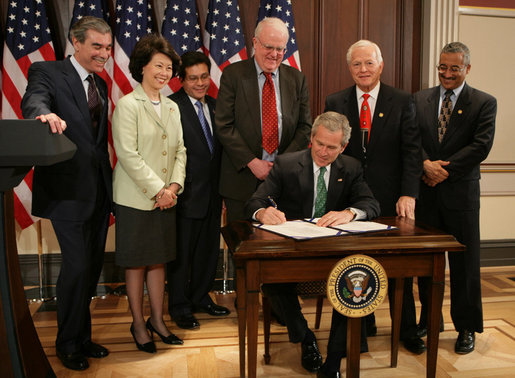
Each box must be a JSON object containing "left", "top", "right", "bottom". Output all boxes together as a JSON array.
[
  {"left": 146, "top": 318, "right": 183, "bottom": 345},
  {"left": 130, "top": 323, "right": 157, "bottom": 353}
]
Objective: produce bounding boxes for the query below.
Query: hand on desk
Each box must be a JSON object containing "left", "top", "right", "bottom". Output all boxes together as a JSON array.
[
  {"left": 316, "top": 209, "right": 355, "bottom": 227},
  {"left": 256, "top": 207, "right": 286, "bottom": 225}
]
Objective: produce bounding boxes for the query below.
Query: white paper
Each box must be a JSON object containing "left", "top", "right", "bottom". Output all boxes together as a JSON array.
[{"left": 254, "top": 220, "right": 349, "bottom": 240}]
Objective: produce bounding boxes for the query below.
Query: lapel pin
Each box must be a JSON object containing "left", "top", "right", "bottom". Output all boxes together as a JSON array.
[
  {"left": 337, "top": 178, "right": 343, "bottom": 182},
  {"left": 458, "top": 109, "right": 462, "bottom": 114},
  {"left": 379, "top": 112, "right": 384, "bottom": 118}
]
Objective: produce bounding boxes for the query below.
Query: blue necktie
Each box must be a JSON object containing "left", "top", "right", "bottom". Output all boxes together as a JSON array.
[{"left": 195, "top": 101, "right": 214, "bottom": 155}]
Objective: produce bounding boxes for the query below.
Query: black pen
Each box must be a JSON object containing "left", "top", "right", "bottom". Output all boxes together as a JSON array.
[{"left": 267, "top": 196, "right": 278, "bottom": 209}]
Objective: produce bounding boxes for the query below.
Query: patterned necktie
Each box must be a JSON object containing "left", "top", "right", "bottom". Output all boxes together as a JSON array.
[
  {"left": 262, "top": 72, "right": 279, "bottom": 154},
  {"left": 86, "top": 75, "right": 101, "bottom": 135},
  {"left": 438, "top": 90, "right": 453, "bottom": 143},
  {"left": 314, "top": 166, "right": 327, "bottom": 218},
  {"left": 195, "top": 101, "right": 214, "bottom": 155},
  {"left": 360, "top": 93, "right": 372, "bottom": 143}
]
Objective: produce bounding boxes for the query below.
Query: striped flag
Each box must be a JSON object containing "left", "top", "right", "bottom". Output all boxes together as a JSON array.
[
  {"left": 257, "top": 0, "right": 301, "bottom": 70},
  {"left": 111, "top": 0, "right": 155, "bottom": 106},
  {"left": 64, "top": 0, "right": 110, "bottom": 58},
  {"left": 161, "top": 0, "right": 202, "bottom": 94},
  {"left": 1, "top": 0, "right": 56, "bottom": 229},
  {"left": 203, "top": 0, "right": 247, "bottom": 98}
]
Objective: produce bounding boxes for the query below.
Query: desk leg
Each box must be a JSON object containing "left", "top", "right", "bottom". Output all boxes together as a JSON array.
[
  {"left": 236, "top": 264, "right": 246, "bottom": 378},
  {"left": 346, "top": 317, "right": 361, "bottom": 378},
  {"left": 246, "top": 261, "right": 260, "bottom": 378},
  {"left": 390, "top": 277, "right": 404, "bottom": 367},
  {"left": 427, "top": 255, "right": 445, "bottom": 378}
]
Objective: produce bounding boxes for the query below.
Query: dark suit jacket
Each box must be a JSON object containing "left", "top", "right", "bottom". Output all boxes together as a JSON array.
[
  {"left": 21, "top": 57, "right": 112, "bottom": 221},
  {"left": 169, "top": 88, "right": 221, "bottom": 219},
  {"left": 413, "top": 83, "right": 496, "bottom": 211},
  {"left": 325, "top": 83, "right": 421, "bottom": 216},
  {"left": 215, "top": 58, "right": 311, "bottom": 202},
  {"left": 245, "top": 149, "right": 380, "bottom": 221}
]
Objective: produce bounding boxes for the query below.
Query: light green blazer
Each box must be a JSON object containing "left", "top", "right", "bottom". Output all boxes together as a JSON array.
[{"left": 112, "top": 84, "right": 187, "bottom": 211}]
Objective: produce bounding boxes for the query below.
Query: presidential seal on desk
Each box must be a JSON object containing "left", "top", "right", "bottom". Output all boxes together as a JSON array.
[{"left": 327, "top": 254, "right": 388, "bottom": 317}]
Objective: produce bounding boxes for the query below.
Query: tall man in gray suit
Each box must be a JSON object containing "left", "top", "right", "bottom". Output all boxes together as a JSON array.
[
  {"left": 414, "top": 42, "right": 496, "bottom": 355},
  {"left": 21, "top": 17, "right": 113, "bottom": 371},
  {"left": 215, "top": 17, "right": 311, "bottom": 223}
]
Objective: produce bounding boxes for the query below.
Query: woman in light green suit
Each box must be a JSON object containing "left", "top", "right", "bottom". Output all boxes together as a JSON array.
[{"left": 112, "top": 35, "right": 186, "bottom": 353}]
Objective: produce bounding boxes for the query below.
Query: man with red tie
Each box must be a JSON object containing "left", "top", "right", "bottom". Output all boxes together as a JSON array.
[
  {"left": 321, "top": 40, "right": 422, "bottom": 377},
  {"left": 215, "top": 17, "right": 312, "bottom": 223},
  {"left": 215, "top": 16, "right": 314, "bottom": 372}
]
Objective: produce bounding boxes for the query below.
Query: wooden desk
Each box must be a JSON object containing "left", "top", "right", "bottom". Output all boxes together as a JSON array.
[{"left": 221, "top": 217, "right": 464, "bottom": 378}]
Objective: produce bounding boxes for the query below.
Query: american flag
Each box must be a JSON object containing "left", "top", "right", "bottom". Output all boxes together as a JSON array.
[
  {"left": 257, "top": 0, "right": 301, "bottom": 70},
  {"left": 203, "top": 0, "right": 247, "bottom": 98},
  {"left": 161, "top": 0, "right": 201, "bottom": 94},
  {"left": 111, "top": 0, "right": 155, "bottom": 106},
  {"left": 64, "top": 0, "right": 110, "bottom": 58},
  {"left": 1, "top": 0, "right": 56, "bottom": 229}
]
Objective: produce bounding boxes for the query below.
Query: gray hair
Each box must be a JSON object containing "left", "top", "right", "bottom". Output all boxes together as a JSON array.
[
  {"left": 70, "top": 16, "right": 111, "bottom": 43},
  {"left": 346, "top": 39, "right": 383, "bottom": 65},
  {"left": 312, "top": 112, "right": 352, "bottom": 146},
  {"left": 441, "top": 42, "right": 471, "bottom": 66},
  {"left": 254, "top": 17, "right": 289, "bottom": 41}
]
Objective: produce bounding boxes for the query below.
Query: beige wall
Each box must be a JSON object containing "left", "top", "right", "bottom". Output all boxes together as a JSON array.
[{"left": 458, "top": 9, "right": 515, "bottom": 241}]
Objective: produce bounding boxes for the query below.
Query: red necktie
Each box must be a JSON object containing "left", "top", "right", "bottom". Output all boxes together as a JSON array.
[
  {"left": 262, "top": 72, "right": 279, "bottom": 154},
  {"left": 360, "top": 93, "right": 371, "bottom": 143}
]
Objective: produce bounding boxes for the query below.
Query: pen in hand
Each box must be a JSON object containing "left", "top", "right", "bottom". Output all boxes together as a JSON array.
[{"left": 267, "top": 196, "right": 278, "bottom": 209}]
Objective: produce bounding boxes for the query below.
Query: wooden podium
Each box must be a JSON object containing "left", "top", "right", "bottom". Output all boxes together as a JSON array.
[{"left": 0, "top": 120, "right": 76, "bottom": 378}]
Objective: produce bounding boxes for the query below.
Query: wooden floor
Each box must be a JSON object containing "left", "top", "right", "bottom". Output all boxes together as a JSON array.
[{"left": 29, "top": 266, "right": 515, "bottom": 377}]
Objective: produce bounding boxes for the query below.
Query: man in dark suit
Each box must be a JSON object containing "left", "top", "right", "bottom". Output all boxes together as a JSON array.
[
  {"left": 246, "top": 112, "right": 380, "bottom": 374},
  {"left": 215, "top": 17, "right": 311, "bottom": 223},
  {"left": 323, "top": 39, "right": 424, "bottom": 372},
  {"left": 414, "top": 42, "right": 496, "bottom": 355},
  {"left": 167, "top": 52, "right": 229, "bottom": 330},
  {"left": 21, "top": 17, "right": 113, "bottom": 371}
]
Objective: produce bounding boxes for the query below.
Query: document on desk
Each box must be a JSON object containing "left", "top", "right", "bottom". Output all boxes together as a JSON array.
[
  {"left": 305, "top": 219, "right": 397, "bottom": 233},
  {"left": 254, "top": 220, "right": 348, "bottom": 240}
]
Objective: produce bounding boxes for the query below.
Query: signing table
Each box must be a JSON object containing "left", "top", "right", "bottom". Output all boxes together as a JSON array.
[{"left": 221, "top": 217, "right": 464, "bottom": 378}]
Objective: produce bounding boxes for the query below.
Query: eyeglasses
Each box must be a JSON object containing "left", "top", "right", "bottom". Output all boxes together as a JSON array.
[
  {"left": 436, "top": 64, "right": 466, "bottom": 73},
  {"left": 255, "top": 37, "right": 287, "bottom": 54},
  {"left": 184, "top": 73, "right": 210, "bottom": 82}
]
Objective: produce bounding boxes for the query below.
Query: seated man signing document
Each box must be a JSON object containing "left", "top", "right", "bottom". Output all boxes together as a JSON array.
[{"left": 244, "top": 111, "right": 380, "bottom": 374}]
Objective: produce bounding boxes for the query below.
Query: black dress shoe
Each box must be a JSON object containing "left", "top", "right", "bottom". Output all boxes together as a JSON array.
[
  {"left": 416, "top": 315, "right": 444, "bottom": 338},
  {"left": 402, "top": 336, "right": 427, "bottom": 354},
  {"left": 301, "top": 339, "right": 322, "bottom": 373},
  {"left": 130, "top": 324, "right": 156, "bottom": 354},
  {"left": 455, "top": 330, "right": 475, "bottom": 354},
  {"left": 173, "top": 313, "right": 200, "bottom": 329},
  {"left": 195, "top": 303, "right": 230, "bottom": 316},
  {"left": 146, "top": 318, "right": 183, "bottom": 345},
  {"left": 317, "top": 368, "right": 341, "bottom": 378},
  {"left": 82, "top": 341, "right": 109, "bottom": 358},
  {"left": 56, "top": 350, "right": 89, "bottom": 371}
]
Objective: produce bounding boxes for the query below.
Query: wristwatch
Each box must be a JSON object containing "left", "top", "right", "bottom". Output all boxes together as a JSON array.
[{"left": 346, "top": 208, "right": 357, "bottom": 220}]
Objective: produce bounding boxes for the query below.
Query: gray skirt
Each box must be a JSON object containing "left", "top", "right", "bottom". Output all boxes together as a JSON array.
[{"left": 114, "top": 203, "right": 176, "bottom": 267}]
